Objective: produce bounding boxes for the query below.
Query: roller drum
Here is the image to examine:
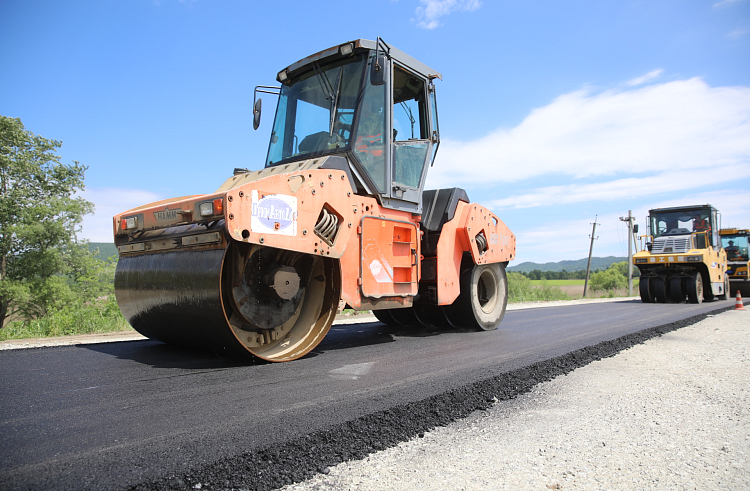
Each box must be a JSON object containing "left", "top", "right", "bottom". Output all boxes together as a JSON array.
[
  {"left": 115, "top": 248, "right": 248, "bottom": 355},
  {"left": 114, "top": 244, "right": 341, "bottom": 362}
]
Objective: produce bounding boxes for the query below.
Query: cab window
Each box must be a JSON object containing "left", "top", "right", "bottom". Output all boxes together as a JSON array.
[{"left": 392, "top": 65, "right": 429, "bottom": 189}]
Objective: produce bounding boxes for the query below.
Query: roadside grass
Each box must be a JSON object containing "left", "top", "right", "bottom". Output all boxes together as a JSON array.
[
  {"left": 1, "top": 278, "right": 642, "bottom": 341},
  {"left": 508, "top": 273, "right": 570, "bottom": 302},
  {"left": 519, "top": 276, "right": 639, "bottom": 301},
  {"left": 0, "top": 297, "right": 132, "bottom": 341},
  {"left": 529, "top": 279, "right": 585, "bottom": 286}
]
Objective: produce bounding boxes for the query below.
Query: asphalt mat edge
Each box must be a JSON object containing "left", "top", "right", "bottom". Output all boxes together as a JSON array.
[{"left": 130, "top": 303, "right": 741, "bottom": 491}]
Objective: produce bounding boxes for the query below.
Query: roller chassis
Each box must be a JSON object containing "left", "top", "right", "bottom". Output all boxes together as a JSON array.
[
  {"left": 114, "top": 161, "right": 515, "bottom": 361},
  {"left": 113, "top": 39, "right": 516, "bottom": 362}
]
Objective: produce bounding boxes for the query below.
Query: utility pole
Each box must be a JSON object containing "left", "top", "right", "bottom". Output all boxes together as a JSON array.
[
  {"left": 582, "top": 216, "right": 600, "bottom": 298},
  {"left": 620, "top": 210, "right": 635, "bottom": 296}
]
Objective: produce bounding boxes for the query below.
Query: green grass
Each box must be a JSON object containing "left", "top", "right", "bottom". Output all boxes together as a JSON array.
[
  {"left": 0, "top": 297, "right": 132, "bottom": 341},
  {"left": 507, "top": 273, "right": 570, "bottom": 302},
  {"left": 529, "top": 279, "right": 585, "bottom": 286}
]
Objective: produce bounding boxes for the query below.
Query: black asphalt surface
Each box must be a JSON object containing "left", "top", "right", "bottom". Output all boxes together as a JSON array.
[{"left": 0, "top": 299, "right": 741, "bottom": 490}]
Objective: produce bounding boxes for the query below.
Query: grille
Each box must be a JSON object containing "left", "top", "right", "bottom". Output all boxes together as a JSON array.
[{"left": 652, "top": 235, "right": 692, "bottom": 254}]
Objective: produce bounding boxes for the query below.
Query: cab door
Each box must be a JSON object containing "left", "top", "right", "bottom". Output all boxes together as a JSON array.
[{"left": 381, "top": 63, "right": 435, "bottom": 214}]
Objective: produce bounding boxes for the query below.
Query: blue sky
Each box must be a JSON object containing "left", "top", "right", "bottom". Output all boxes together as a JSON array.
[{"left": 1, "top": 0, "right": 748, "bottom": 263}]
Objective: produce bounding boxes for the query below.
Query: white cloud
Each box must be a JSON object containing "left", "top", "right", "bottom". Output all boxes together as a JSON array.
[
  {"left": 642, "top": 190, "right": 750, "bottom": 231},
  {"left": 625, "top": 68, "right": 663, "bottom": 86},
  {"left": 727, "top": 28, "right": 749, "bottom": 40},
  {"left": 484, "top": 164, "right": 750, "bottom": 210},
  {"left": 713, "top": 0, "right": 746, "bottom": 7},
  {"left": 415, "top": 0, "right": 482, "bottom": 29},
  {"left": 78, "top": 188, "right": 163, "bottom": 242},
  {"left": 427, "top": 77, "right": 750, "bottom": 190},
  {"left": 510, "top": 211, "right": 630, "bottom": 264},
  {"left": 507, "top": 189, "right": 750, "bottom": 264}
]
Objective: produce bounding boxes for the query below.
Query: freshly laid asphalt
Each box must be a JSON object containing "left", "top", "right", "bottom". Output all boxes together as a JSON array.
[{"left": 0, "top": 297, "right": 744, "bottom": 490}]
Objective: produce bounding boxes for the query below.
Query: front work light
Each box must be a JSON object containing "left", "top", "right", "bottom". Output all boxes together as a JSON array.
[
  {"left": 277, "top": 69, "right": 288, "bottom": 82},
  {"left": 199, "top": 198, "right": 224, "bottom": 217},
  {"left": 123, "top": 217, "right": 137, "bottom": 230},
  {"left": 339, "top": 43, "right": 354, "bottom": 56}
]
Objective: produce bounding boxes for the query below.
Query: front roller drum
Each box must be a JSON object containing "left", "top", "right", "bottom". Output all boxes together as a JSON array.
[{"left": 115, "top": 245, "right": 340, "bottom": 362}]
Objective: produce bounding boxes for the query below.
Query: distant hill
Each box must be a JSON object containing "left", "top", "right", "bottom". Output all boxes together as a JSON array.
[
  {"left": 508, "top": 256, "right": 627, "bottom": 273},
  {"left": 88, "top": 242, "right": 118, "bottom": 260}
]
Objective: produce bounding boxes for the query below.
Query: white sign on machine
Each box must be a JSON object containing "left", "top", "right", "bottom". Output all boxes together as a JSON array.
[{"left": 250, "top": 190, "right": 298, "bottom": 236}]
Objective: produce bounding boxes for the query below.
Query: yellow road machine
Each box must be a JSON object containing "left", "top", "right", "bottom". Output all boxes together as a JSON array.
[
  {"left": 634, "top": 204, "right": 729, "bottom": 304},
  {"left": 719, "top": 228, "right": 750, "bottom": 296}
]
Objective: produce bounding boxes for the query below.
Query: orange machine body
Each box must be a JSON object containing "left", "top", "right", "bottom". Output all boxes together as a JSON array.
[{"left": 113, "top": 162, "right": 515, "bottom": 312}]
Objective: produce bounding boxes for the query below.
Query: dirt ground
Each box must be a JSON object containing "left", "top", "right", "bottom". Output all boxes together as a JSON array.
[{"left": 556, "top": 284, "right": 633, "bottom": 299}]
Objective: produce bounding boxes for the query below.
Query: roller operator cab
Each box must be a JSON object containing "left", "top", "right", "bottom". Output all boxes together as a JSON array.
[
  {"left": 719, "top": 228, "right": 750, "bottom": 296},
  {"left": 113, "top": 39, "right": 517, "bottom": 362},
  {"left": 633, "top": 204, "right": 729, "bottom": 304}
]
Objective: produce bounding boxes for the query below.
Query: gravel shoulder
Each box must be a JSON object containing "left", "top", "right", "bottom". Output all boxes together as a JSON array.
[{"left": 283, "top": 308, "right": 749, "bottom": 491}]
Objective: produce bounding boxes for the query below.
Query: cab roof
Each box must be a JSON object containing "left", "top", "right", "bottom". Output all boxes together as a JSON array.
[
  {"left": 649, "top": 204, "right": 717, "bottom": 214},
  {"left": 278, "top": 39, "right": 442, "bottom": 83}
]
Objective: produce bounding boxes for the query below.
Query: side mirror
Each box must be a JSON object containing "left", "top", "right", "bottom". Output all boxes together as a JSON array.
[
  {"left": 633, "top": 224, "right": 639, "bottom": 234},
  {"left": 370, "top": 55, "right": 386, "bottom": 86},
  {"left": 253, "top": 98, "right": 262, "bottom": 130}
]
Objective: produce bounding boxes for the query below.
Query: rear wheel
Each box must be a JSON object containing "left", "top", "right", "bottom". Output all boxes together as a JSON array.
[
  {"left": 372, "top": 309, "right": 398, "bottom": 325},
  {"left": 654, "top": 277, "right": 668, "bottom": 303},
  {"left": 669, "top": 276, "right": 685, "bottom": 303},
  {"left": 445, "top": 261, "right": 508, "bottom": 331},
  {"left": 389, "top": 307, "right": 420, "bottom": 327},
  {"left": 639, "top": 277, "right": 654, "bottom": 303},
  {"left": 413, "top": 303, "right": 449, "bottom": 328},
  {"left": 687, "top": 271, "right": 703, "bottom": 304}
]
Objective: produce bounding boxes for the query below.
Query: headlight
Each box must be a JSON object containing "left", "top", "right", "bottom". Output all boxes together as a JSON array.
[
  {"left": 199, "top": 202, "right": 214, "bottom": 217},
  {"left": 199, "top": 198, "right": 223, "bottom": 217},
  {"left": 122, "top": 217, "right": 137, "bottom": 230},
  {"left": 635, "top": 258, "right": 648, "bottom": 264},
  {"left": 686, "top": 256, "right": 702, "bottom": 262}
]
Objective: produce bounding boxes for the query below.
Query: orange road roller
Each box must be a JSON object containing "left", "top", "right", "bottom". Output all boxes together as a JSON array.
[{"left": 113, "top": 39, "right": 516, "bottom": 362}]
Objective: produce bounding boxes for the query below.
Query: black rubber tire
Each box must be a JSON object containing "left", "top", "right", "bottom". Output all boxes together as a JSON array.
[
  {"left": 654, "top": 277, "right": 669, "bottom": 303},
  {"left": 639, "top": 277, "right": 654, "bottom": 303},
  {"left": 718, "top": 275, "right": 730, "bottom": 300},
  {"left": 413, "top": 304, "right": 448, "bottom": 328},
  {"left": 389, "top": 306, "right": 420, "bottom": 327},
  {"left": 445, "top": 261, "right": 508, "bottom": 331},
  {"left": 687, "top": 271, "right": 703, "bottom": 304},
  {"left": 372, "top": 309, "right": 398, "bottom": 325},
  {"left": 669, "top": 276, "right": 685, "bottom": 303}
]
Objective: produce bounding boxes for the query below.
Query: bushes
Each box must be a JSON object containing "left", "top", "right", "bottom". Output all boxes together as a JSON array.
[
  {"left": 589, "top": 263, "right": 628, "bottom": 292},
  {"left": 507, "top": 272, "right": 570, "bottom": 303},
  {"left": 0, "top": 295, "right": 129, "bottom": 341}
]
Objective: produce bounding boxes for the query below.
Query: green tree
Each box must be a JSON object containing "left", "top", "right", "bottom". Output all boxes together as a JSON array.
[
  {"left": 0, "top": 116, "right": 95, "bottom": 326},
  {"left": 610, "top": 260, "right": 640, "bottom": 278},
  {"left": 589, "top": 267, "right": 627, "bottom": 292}
]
